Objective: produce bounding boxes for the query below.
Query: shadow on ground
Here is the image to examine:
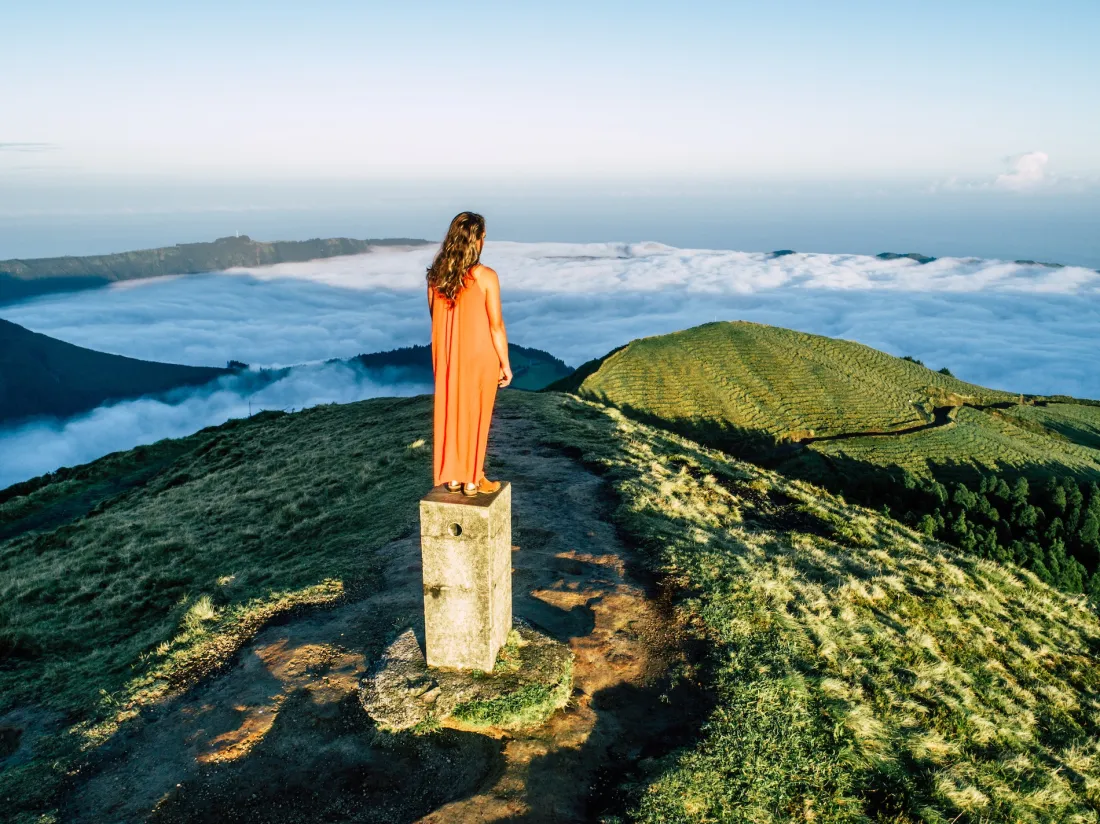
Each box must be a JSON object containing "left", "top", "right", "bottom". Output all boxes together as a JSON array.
[{"left": 59, "top": 407, "right": 712, "bottom": 823}]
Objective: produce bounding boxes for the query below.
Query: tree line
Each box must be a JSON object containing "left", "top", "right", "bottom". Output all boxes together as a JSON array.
[{"left": 844, "top": 471, "right": 1100, "bottom": 597}]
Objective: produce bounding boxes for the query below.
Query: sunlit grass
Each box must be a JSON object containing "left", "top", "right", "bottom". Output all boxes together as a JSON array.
[
  {"left": 0, "top": 396, "right": 433, "bottom": 817},
  {"left": 4, "top": 388, "right": 1100, "bottom": 822},
  {"left": 559, "top": 321, "right": 1100, "bottom": 482},
  {"left": 515, "top": 391, "right": 1100, "bottom": 823}
]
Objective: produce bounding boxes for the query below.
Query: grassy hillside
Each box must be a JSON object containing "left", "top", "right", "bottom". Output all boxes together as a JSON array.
[
  {"left": 0, "top": 397, "right": 430, "bottom": 817},
  {"left": 793, "top": 404, "right": 1100, "bottom": 481},
  {"left": 551, "top": 321, "right": 1018, "bottom": 457},
  {"left": 549, "top": 321, "right": 1100, "bottom": 596},
  {"left": 525, "top": 393, "right": 1100, "bottom": 823},
  {"left": 0, "top": 235, "right": 429, "bottom": 303},
  {"left": 353, "top": 341, "right": 572, "bottom": 391},
  {"left": 0, "top": 318, "right": 230, "bottom": 424},
  {"left": 3, "top": 392, "right": 1100, "bottom": 821},
  {"left": 551, "top": 321, "right": 1100, "bottom": 482}
]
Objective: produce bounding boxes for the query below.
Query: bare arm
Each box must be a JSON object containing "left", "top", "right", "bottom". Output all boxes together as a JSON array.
[{"left": 477, "top": 266, "right": 512, "bottom": 387}]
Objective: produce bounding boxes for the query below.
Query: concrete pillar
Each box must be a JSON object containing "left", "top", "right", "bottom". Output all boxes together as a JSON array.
[{"left": 419, "top": 482, "right": 512, "bottom": 671}]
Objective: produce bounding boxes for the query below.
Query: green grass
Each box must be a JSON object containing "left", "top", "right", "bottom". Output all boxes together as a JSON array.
[
  {"left": 514, "top": 391, "right": 1100, "bottom": 823},
  {"left": 1004, "top": 404, "right": 1100, "bottom": 453},
  {"left": 451, "top": 665, "right": 573, "bottom": 729},
  {"left": 553, "top": 321, "right": 1015, "bottom": 450},
  {"left": 554, "top": 321, "right": 1100, "bottom": 484},
  {"left": 0, "top": 397, "right": 433, "bottom": 815},
  {"left": 797, "top": 405, "right": 1100, "bottom": 483},
  {"left": 4, "top": 390, "right": 1100, "bottom": 821}
]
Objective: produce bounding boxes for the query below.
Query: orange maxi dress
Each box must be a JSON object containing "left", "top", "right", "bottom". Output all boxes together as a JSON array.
[{"left": 430, "top": 270, "right": 499, "bottom": 487}]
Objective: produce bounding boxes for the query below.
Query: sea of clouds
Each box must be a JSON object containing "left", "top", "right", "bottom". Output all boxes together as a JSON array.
[
  {"left": 0, "top": 362, "right": 431, "bottom": 489},
  {"left": 2, "top": 241, "right": 1098, "bottom": 488}
]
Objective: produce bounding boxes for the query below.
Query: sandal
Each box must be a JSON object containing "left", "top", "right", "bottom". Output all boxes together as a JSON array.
[
  {"left": 445, "top": 481, "right": 462, "bottom": 493},
  {"left": 462, "top": 478, "right": 501, "bottom": 497}
]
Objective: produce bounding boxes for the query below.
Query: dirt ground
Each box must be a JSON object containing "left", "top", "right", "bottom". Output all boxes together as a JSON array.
[{"left": 60, "top": 408, "right": 707, "bottom": 823}]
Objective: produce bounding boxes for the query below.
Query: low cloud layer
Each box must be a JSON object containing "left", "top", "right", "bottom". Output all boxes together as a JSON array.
[
  {"left": 0, "top": 362, "right": 429, "bottom": 490},
  {"left": 1, "top": 241, "right": 1098, "bottom": 488}
]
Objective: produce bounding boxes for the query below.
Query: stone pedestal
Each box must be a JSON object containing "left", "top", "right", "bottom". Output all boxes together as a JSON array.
[{"left": 419, "top": 482, "right": 512, "bottom": 671}]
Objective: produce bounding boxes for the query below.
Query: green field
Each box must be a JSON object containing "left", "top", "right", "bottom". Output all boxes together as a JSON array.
[
  {"left": 793, "top": 405, "right": 1100, "bottom": 483},
  {"left": 553, "top": 321, "right": 1016, "bottom": 451},
  {"left": 1003, "top": 403, "right": 1100, "bottom": 453},
  {"left": 3, "top": 391, "right": 1100, "bottom": 821},
  {"left": 553, "top": 320, "right": 1100, "bottom": 482}
]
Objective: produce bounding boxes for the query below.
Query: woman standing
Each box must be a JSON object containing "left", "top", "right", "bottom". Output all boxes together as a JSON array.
[{"left": 427, "top": 212, "right": 512, "bottom": 496}]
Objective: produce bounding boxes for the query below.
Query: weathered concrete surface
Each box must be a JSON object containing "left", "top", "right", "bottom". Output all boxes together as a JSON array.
[
  {"left": 360, "top": 621, "right": 573, "bottom": 733},
  {"left": 420, "top": 482, "right": 512, "bottom": 671}
]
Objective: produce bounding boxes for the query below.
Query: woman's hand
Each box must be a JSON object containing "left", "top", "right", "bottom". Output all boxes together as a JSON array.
[{"left": 498, "top": 364, "right": 513, "bottom": 388}]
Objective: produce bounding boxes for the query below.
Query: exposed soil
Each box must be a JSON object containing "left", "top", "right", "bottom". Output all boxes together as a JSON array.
[{"left": 59, "top": 409, "right": 706, "bottom": 822}]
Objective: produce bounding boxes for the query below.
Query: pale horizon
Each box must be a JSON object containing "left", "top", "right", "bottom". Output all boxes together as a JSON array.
[{"left": 3, "top": 1, "right": 1098, "bottom": 185}]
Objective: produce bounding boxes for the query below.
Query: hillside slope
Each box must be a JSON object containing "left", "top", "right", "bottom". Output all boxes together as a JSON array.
[
  {"left": 0, "top": 235, "right": 429, "bottom": 303},
  {"left": 2, "top": 392, "right": 1100, "bottom": 821},
  {"left": 551, "top": 320, "right": 1100, "bottom": 481},
  {"left": 0, "top": 318, "right": 230, "bottom": 424},
  {"left": 552, "top": 321, "right": 1015, "bottom": 447}
]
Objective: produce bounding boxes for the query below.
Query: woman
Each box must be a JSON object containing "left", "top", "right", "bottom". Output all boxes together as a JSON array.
[{"left": 426, "top": 211, "right": 512, "bottom": 496}]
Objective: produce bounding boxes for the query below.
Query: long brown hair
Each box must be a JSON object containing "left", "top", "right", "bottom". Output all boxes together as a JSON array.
[{"left": 426, "top": 211, "right": 486, "bottom": 301}]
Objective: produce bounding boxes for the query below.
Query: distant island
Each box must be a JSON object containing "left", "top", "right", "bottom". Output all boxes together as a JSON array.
[
  {"left": 0, "top": 318, "right": 232, "bottom": 424},
  {"left": 0, "top": 234, "right": 431, "bottom": 303}
]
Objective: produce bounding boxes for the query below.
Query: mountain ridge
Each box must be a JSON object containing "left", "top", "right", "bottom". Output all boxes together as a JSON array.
[
  {"left": 0, "top": 319, "right": 574, "bottom": 428},
  {"left": 0, "top": 318, "right": 232, "bottom": 425},
  {"left": 0, "top": 234, "right": 431, "bottom": 303}
]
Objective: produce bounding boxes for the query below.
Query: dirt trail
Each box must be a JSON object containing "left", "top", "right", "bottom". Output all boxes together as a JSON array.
[
  {"left": 796, "top": 404, "right": 959, "bottom": 445},
  {"left": 61, "top": 409, "right": 701, "bottom": 823}
]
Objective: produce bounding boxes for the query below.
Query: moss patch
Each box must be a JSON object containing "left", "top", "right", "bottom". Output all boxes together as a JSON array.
[{"left": 361, "top": 622, "right": 574, "bottom": 734}]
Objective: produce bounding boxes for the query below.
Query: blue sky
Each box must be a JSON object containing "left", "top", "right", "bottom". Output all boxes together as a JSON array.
[{"left": 3, "top": 0, "right": 1098, "bottom": 183}]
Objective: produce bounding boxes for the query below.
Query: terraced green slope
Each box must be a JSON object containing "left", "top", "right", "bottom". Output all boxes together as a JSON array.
[
  {"left": 553, "top": 321, "right": 1100, "bottom": 481},
  {"left": 1004, "top": 403, "right": 1100, "bottom": 452},
  {"left": 800, "top": 404, "right": 1100, "bottom": 481},
  {"left": 555, "top": 321, "right": 1014, "bottom": 447}
]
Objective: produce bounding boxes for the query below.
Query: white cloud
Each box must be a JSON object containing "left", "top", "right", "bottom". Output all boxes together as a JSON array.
[
  {"left": 995, "top": 151, "right": 1051, "bottom": 191},
  {"left": 0, "top": 362, "right": 429, "bottom": 490},
  {"left": 932, "top": 151, "right": 1092, "bottom": 194},
  {"left": 1, "top": 241, "right": 1098, "bottom": 488}
]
